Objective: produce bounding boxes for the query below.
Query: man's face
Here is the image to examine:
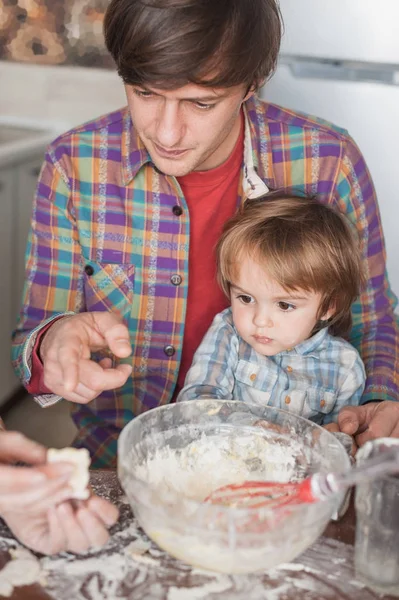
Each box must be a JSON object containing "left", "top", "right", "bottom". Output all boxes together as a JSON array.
[{"left": 125, "top": 82, "right": 251, "bottom": 176}]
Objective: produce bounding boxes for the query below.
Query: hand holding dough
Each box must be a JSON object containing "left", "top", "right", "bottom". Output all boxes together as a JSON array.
[{"left": 47, "top": 448, "right": 90, "bottom": 500}]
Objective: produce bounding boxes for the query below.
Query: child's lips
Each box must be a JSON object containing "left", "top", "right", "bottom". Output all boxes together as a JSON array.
[{"left": 254, "top": 335, "right": 273, "bottom": 344}]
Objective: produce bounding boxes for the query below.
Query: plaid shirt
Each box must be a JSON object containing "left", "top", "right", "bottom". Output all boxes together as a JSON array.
[
  {"left": 12, "top": 95, "right": 399, "bottom": 467},
  {"left": 177, "top": 308, "right": 366, "bottom": 425}
]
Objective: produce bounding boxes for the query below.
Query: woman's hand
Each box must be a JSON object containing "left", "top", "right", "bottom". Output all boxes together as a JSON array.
[{"left": 0, "top": 431, "right": 119, "bottom": 554}]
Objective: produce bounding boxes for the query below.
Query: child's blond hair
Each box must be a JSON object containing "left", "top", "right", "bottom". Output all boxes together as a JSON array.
[{"left": 216, "top": 192, "right": 364, "bottom": 338}]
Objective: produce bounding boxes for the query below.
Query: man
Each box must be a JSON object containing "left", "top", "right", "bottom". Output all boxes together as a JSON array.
[
  {"left": 0, "top": 423, "right": 118, "bottom": 553},
  {"left": 12, "top": 0, "right": 399, "bottom": 467}
]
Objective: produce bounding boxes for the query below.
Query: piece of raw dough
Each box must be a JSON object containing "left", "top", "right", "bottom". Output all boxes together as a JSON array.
[
  {"left": 0, "top": 548, "right": 43, "bottom": 597},
  {"left": 47, "top": 447, "right": 91, "bottom": 500},
  {"left": 125, "top": 539, "right": 152, "bottom": 556}
]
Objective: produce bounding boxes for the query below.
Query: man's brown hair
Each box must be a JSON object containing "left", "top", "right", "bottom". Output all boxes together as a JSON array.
[
  {"left": 216, "top": 192, "right": 364, "bottom": 338},
  {"left": 104, "top": 0, "right": 282, "bottom": 90}
]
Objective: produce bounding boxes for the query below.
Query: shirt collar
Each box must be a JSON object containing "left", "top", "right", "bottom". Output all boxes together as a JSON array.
[
  {"left": 285, "top": 327, "right": 330, "bottom": 356},
  {"left": 121, "top": 108, "right": 152, "bottom": 185},
  {"left": 121, "top": 96, "right": 272, "bottom": 194}
]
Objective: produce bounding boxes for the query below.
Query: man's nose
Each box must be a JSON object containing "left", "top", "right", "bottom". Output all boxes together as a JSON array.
[{"left": 155, "top": 101, "right": 183, "bottom": 148}]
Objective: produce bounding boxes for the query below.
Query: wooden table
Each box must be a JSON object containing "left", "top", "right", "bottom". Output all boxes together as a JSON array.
[{"left": 0, "top": 470, "right": 397, "bottom": 600}]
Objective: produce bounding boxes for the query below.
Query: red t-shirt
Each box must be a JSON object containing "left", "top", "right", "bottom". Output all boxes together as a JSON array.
[
  {"left": 174, "top": 116, "right": 244, "bottom": 396},
  {"left": 27, "top": 115, "right": 244, "bottom": 397}
]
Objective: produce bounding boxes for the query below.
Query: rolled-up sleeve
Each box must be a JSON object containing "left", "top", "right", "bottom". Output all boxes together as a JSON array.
[{"left": 11, "top": 146, "right": 84, "bottom": 392}]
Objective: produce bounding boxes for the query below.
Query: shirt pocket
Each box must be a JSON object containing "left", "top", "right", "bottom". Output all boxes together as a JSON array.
[
  {"left": 304, "top": 387, "right": 337, "bottom": 422},
  {"left": 234, "top": 360, "right": 276, "bottom": 406},
  {"left": 83, "top": 261, "right": 135, "bottom": 320},
  {"left": 281, "top": 390, "right": 306, "bottom": 416}
]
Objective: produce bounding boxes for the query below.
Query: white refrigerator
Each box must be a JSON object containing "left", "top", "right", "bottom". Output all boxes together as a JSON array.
[{"left": 261, "top": 0, "right": 399, "bottom": 296}]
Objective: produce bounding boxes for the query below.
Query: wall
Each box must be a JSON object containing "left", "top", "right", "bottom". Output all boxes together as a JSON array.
[
  {"left": 0, "top": 60, "right": 126, "bottom": 127},
  {"left": 0, "top": 0, "right": 111, "bottom": 68}
]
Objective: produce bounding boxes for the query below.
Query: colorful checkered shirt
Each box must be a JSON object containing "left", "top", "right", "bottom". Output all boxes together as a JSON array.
[
  {"left": 11, "top": 95, "right": 399, "bottom": 467},
  {"left": 177, "top": 309, "right": 366, "bottom": 425}
]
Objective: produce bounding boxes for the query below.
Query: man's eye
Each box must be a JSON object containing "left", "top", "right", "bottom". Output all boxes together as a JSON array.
[
  {"left": 278, "top": 301, "right": 295, "bottom": 311},
  {"left": 193, "top": 101, "right": 215, "bottom": 110},
  {"left": 133, "top": 89, "right": 153, "bottom": 98},
  {"left": 238, "top": 294, "right": 253, "bottom": 304}
]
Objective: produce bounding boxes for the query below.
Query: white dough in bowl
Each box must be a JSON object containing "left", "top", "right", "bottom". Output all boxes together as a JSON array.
[{"left": 47, "top": 447, "right": 91, "bottom": 500}]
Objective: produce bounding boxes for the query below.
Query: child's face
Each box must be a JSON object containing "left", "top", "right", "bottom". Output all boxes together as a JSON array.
[{"left": 230, "top": 255, "right": 334, "bottom": 356}]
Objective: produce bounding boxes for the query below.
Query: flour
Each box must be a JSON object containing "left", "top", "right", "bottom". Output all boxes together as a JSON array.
[
  {"left": 133, "top": 430, "right": 301, "bottom": 503},
  {"left": 126, "top": 429, "right": 324, "bottom": 573},
  {"left": 0, "top": 547, "right": 44, "bottom": 597},
  {"left": 0, "top": 470, "right": 379, "bottom": 600}
]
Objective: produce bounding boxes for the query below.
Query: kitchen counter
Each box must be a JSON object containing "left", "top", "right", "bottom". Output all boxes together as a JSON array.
[
  {"left": 0, "top": 116, "right": 65, "bottom": 169},
  {"left": 0, "top": 469, "right": 398, "bottom": 600}
]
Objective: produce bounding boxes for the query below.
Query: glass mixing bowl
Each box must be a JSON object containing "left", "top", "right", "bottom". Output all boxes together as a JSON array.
[{"left": 118, "top": 400, "right": 349, "bottom": 574}]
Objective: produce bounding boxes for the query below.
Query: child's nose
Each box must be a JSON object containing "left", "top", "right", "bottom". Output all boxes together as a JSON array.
[{"left": 253, "top": 310, "right": 273, "bottom": 328}]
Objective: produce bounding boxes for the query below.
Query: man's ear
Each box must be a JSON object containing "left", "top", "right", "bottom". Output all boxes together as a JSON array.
[
  {"left": 244, "top": 78, "right": 267, "bottom": 102},
  {"left": 243, "top": 83, "right": 257, "bottom": 102}
]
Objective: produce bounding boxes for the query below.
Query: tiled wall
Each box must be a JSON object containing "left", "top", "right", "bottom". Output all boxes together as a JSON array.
[{"left": 0, "top": 0, "right": 113, "bottom": 68}]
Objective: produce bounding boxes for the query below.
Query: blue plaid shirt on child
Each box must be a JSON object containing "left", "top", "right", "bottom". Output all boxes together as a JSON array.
[{"left": 177, "top": 308, "right": 366, "bottom": 425}]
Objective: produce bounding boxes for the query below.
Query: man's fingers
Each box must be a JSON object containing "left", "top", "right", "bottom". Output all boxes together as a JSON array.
[
  {"left": 79, "top": 360, "right": 132, "bottom": 392},
  {"left": 98, "top": 357, "right": 113, "bottom": 369},
  {"left": 355, "top": 409, "right": 396, "bottom": 447},
  {"left": 0, "top": 431, "right": 47, "bottom": 465},
  {"left": 57, "top": 342, "right": 87, "bottom": 392},
  {"left": 390, "top": 421, "right": 399, "bottom": 438},
  {"left": 115, "top": 363, "right": 133, "bottom": 380},
  {"left": 42, "top": 316, "right": 132, "bottom": 401},
  {"left": 338, "top": 405, "right": 369, "bottom": 436},
  {"left": 104, "top": 323, "right": 132, "bottom": 358},
  {"left": 354, "top": 428, "right": 375, "bottom": 447},
  {"left": 323, "top": 422, "right": 340, "bottom": 433},
  {"left": 54, "top": 366, "right": 132, "bottom": 404}
]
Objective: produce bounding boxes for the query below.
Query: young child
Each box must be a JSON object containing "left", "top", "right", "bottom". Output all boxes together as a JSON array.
[{"left": 177, "top": 193, "right": 366, "bottom": 426}]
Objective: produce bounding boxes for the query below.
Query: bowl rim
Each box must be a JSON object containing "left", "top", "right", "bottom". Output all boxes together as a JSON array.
[{"left": 117, "top": 399, "right": 350, "bottom": 518}]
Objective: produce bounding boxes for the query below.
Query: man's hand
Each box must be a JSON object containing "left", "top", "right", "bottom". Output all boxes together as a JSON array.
[
  {"left": 40, "top": 312, "right": 133, "bottom": 403},
  {"left": 323, "top": 422, "right": 340, "bottom": 434},
  {"left": 0, "top": 431, "right": 119, "bottom": 554},
  {"left": 338, "top": 401, "right": 399, "bottom": 447}
]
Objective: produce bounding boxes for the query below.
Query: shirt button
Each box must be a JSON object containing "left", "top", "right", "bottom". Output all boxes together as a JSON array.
[
  {"left": 286, "top": 366, "right": 293, "bottom": 373},
  {"left": 250, "top": 373, "right": 257, "bottom": 382},
  {"left": 172, "top": 205, "right": 183, "bottom": 216},
  {"left": 320, "top": 399, "right": 326, "bottom": 408},
  {"left": 285, "top": 395, "right": 291, "bottom": 404},
  {"left": 286, "top": 347, "right": 293, "bottom": 352},
  {"left": 164, "top": 345, "right": 175, "bottom": 357},
  {"left": 170, "top": 274, "right": 182, "bottom": 286},
  {"left": 84, "top": 264, "right": 94, "bottom": 276}
]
